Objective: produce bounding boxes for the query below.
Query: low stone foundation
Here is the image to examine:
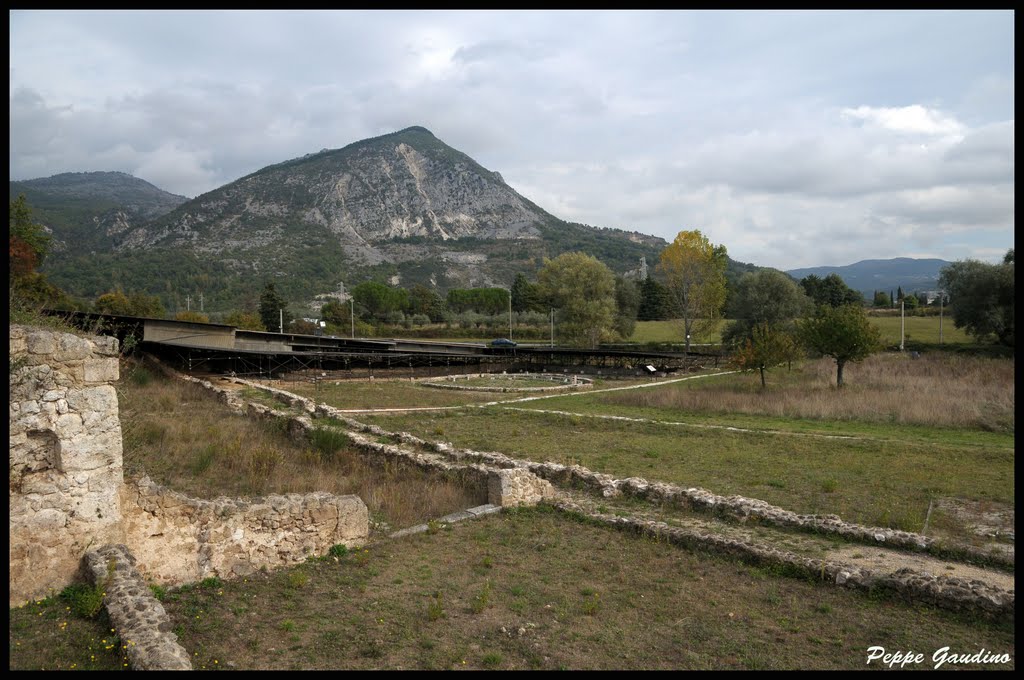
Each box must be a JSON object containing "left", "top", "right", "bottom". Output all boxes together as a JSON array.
[
  {"left": 83, "top": 544, "right": 192, "bottom": 670},
  {"left": 558, "top": 501, "right": 1014, "bottom": 621},
  {"left": 122, "top": 476, "right": 368, "bottom": 584}
]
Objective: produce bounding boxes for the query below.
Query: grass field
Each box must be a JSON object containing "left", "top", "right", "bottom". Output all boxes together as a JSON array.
[
  {"left": 117, "top": 362, "right": 485, "bottom": 529},
  {"left": 9, "top": 507, "right": 1015, "bottom": 671},
  {"left": 363, "top": 353, "right": 1014, "bottom": 541},
  {"left": 627, "top": 317, "right": 974, "bottom": 346},
  {"left": 8, "top": 351, "right": 1015, "bottom": 670}
]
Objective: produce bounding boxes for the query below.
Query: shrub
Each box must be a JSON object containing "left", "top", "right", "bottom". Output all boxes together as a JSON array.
[{"left": 60, "top": 583, "right": 105, "bottom": 619}]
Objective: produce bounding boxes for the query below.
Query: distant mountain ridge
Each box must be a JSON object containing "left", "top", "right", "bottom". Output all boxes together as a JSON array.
[
  {"left": 16, "top": 128, "right": 666, "bottom": 312},
  {"left": 9, "top": 171, "right": 188, "bottom": 254},
  {"left": 786, "top": 258, "right": 952, "bottom": 298}
]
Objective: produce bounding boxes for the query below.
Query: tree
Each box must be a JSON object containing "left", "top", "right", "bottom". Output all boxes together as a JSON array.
[
  {"left": 637, "top": 276, "right": 671, "bottom": 321},
  {"left": 127, "top": 291, "right": 165, "bottom": 318},
  {"left": 938, "top": 251, "right": 1014, "bottom": 347},
  {"left": 613, "top": 277, "right": 641, "bottom": 340},
  {"left": 511, "top": 273, "right": 543, "bottom": 313},
  {"left": 9, "top": 194, "right": 51, "bottom": 276},
  {"left": 873, "top": 290, "right": 891, "bottom": 308},
  {"left": 537, "top": 252, "right": 616, "bottom": 348},
  {"left": 352, "top": 281, "right": 409, "bottom": 321},
  {"left": 225, "top": 310, "right": 266, "bottom": 331},
  {"left": 721, "top": 269, "right": 809, "bottom": 384},
  {"left": 657, "top": 230, "right": 727, "bottom": 351},
  {"left": 799, "top": 273, "right": 863, "bottom": 308},
  {"left": 259, "top": 283, "right": 291, "bottom": 332},
  {"left": 730, "top": 323, "right": 802, "bottom": 388},
  {"left": 798, "top": 304, "right": 882, "bottom": 387},
  {"left": 408, "top": 284, "right": 446, "bottom": 322},
  {"left": 9, "top": 195, "right": 69, "bottom": 309},
  {"left": 95, "top": 291, "right": 135, "bottom": 316},
  {"left": 175, "top": 310, "right": 210, "bottom": 323}
]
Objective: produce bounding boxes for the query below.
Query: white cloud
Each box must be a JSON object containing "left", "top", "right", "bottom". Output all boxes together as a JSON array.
[
  {"left": 8, "top": 9, "right": 1015, "bottom": 270},
  {"left": 840, "top": 105, "right": 965, "bottom": 138}
]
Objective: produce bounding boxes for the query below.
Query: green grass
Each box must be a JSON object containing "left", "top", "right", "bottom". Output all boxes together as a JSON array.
[
  {"left": 365, "top": 407, "right": 1012, "bottom": 536},
  {"left": 629, "top": 316, "right": 977, "bottom": 348},
  {"left": 360, "top": 355, "right": 1013, "bottom": 539},
  {"left": 285, "top": 380, "right": 501, "bottom": 410},
  {"left": 12, "top": 509, "right": 1012, "bottom": 670},
  {"left": 868, "top": 315, "right": 973, "bottom": 346}
]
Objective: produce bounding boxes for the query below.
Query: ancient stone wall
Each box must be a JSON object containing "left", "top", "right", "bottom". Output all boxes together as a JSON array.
[
  {"left": 122, "top": 476, "right": 367, "bottom": 584},
  {"left": 9, "top": 326, "right": 369, "bottom": 611},
  {"left": 9, "top": 325, "right": 126, "bottom": 606}
]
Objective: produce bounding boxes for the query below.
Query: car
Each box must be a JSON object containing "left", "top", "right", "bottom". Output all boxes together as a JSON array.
[{"left": 490, "top": 338, "right": 518, "bottom": 348}]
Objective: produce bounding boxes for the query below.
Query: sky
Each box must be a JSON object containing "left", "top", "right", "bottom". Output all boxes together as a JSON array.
[{"left": 9, "top": 10, "right": 1015, "bottom": 271}]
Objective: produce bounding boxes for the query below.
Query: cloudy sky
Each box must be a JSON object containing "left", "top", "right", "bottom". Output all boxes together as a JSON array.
[{"left": 9, "top": 10, "right": 1014, "bottom": 270}]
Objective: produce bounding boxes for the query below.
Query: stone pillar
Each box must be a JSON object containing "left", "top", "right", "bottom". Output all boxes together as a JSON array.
[{"left": 9, "top": 326, "right": 126, "bottom": 606}]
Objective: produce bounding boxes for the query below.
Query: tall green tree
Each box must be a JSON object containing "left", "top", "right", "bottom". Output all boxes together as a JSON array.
[
  {"left": 408, "top": 284, "right": 446, "bottom": 322},
  {"left": 938, "top": 250, "right": 1014, "bottom": 347},
  {"left": 657, "top": 230, "right": 727, "bottom": 351},
  {"left": 259, "top": 283, "right": 291, "bottom": 332},
  {"left": 798, "top": 304, "right": 882, "bottom": 387},
  {"left": 873, "top": 290, "right": 891, "bottom": 308},
  {"left": 352, "top": 281, "right": 409, "bottom": 321},
  {"left": 613, "top": 277, "right": 641, "bottom": 341},
  {"left": 537, "top": 252, "right": 616, "bottom": 348},
  {"left": 637, "top": 276, "right": 671, "bottom": 321},
  {"left": 9, "top": 194, "right": 51, "bottom": 276},
  {"left": 722, "top": 269, "right": 808, "bottom": 384},
  {"left": 799, "top": 273, "right": 863, "bottom": 308},
  {"left": 511, "top": 273, "right": 543, "bottom": 313}
]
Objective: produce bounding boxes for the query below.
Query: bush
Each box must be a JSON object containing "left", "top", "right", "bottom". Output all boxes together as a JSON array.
[{"left": 60, "top": 583, "right": 105, "bottom": 619}]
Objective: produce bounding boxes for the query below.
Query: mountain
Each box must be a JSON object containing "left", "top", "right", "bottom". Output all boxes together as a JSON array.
[
  {"left": 785, "top": 258, "right": 952, "bottom": 299},
  {"left": 9, "top": 172, "right": 189, "bottom": 255},
  {"left": 32, "top": 127, "right": 665, "bottom": 312}
]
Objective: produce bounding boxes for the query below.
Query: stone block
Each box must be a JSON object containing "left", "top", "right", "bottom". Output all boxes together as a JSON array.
[{"left": 84, "top": 357, "right": 120, "bottom": 383}]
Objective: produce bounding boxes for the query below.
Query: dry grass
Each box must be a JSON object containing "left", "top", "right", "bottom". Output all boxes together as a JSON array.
[
  {"left": 117, "top": 361, "right": 485, "bottom": 529},
  {"left": 606, "top": 353, "right": 1014, "bottom": 431}
]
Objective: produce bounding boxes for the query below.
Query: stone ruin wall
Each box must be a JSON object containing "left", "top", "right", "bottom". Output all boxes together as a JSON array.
[
  {"left": 9, "top": 326, "right": 126, "bottom": 607},
  {"left": 9, "top": 325, "right": 369, "bottom": 609}
]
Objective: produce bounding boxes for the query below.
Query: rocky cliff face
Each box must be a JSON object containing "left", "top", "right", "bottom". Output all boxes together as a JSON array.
[{"left": 118, "top": 127, "right": 549, "bottom": 267}]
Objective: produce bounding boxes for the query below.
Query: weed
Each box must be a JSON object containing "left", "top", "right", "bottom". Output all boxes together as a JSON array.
[
  {"left": 821, "top": 479, "right": 839, "bottom": 493},
  {"left": 199, "top": 577, "right": 223, "bottom": 590},
  {"left": 60, "top": 584, "right": 105, "bottom": 619},
  {"left": 427, "top": 592, "right": 445, "bottom": 621},
  {"left": 328, "top": 544, "right": 349, "bottom": 558},
  {"left": 288, "top": 571, "right": 309, "bottom": 589},
  {"left": 281, "top": 620, "right": 297, "bottom": 632},
  {"left": 470, "top": 581, "right": 491, "bottom": 614},
  {"left": 482, "top": 652, "right": 503, "bottom": 668},
  {"left": 149, "top": 584, "right": 167, "bottom": 601}
]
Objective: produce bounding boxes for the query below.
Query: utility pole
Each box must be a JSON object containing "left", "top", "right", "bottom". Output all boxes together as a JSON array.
[
  {"left": 199, "top": 293, "right": 204, "bottom": 312},
  {"left": 508, "top": 289, "right": 513, "bottom": 341},
  {"left": 279, "top": 308, "right": 283, "bottom": 334},
  {"left": 938, "top": 291, "right": 944, "bottom": 344},
  {"left": 899, "top": 298, "right": 905, "bottom": 352},
  {"left": 186, "top": 295, "right": 191, "bottom": 311},
  {"left": 550, "top": 308, "right": 554, "bottom": 347},
  {"left": 350, "top": 299, "right": 355, "bottom": 339}
]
